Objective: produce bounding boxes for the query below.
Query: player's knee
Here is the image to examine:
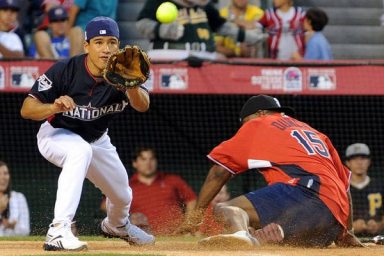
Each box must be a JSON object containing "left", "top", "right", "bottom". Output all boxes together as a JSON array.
[
  {"left": 214, "top": 202, "right": 235, "bottom": 217},
  {"left": 110, "top": 187, "right": 132, "bottom": 207}
]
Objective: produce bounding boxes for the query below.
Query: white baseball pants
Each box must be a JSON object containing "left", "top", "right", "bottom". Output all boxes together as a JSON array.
[{"left": 37, "top": 121, "right": 131, "bottom": 227}]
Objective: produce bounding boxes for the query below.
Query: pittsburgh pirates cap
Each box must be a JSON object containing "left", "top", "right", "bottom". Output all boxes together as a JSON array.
[
  {"left": 85, "top": 16, "right": 119, "bottom": 41},
  {"left": 239, "top": 95, "right": 295, "bottom": 122},
  {"left": 345, "top": 143, "right": 370, "bottom": 159}
]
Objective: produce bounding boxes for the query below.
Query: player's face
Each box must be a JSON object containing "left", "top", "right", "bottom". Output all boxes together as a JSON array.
[
  {"left": 0, "top": 165, "right": 10, "bottom": 192},
  {"left": 133, "top": 150, "right": 158, "bottom": 177},
  {"left": 84, "top": 36, "right": 119, "bottom": 76},
  {"left": 346, "top": 156, "right": 371, "bottom": 176}
]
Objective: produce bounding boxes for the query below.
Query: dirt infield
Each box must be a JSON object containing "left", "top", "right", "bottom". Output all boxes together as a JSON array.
[{"left": 1, "top": 238, "right": 384, "bottom": 256}]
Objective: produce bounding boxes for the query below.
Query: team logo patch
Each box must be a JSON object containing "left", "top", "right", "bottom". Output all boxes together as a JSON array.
[
  {"left": 37, "top": 74, "right": 52, "bottom": 91},
  {"left": 99, "top": 30, "right": 106, "bottom": 35}
]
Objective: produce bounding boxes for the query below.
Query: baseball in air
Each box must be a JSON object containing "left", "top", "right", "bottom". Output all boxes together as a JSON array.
[{"left": 156, "top": 2, "right": 178, "bottom": 23}]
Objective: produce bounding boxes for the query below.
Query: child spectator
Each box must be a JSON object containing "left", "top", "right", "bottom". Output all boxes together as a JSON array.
[
  {"left": 0, "top": 161, "right": 30, "bottom": 236},
  {"left": 29, "top": 5, "right": 70, "bottom": 59},
  {"left": 258, "top": 0, "right": 305, "bottom": 59},
  {"left": 292, "top": 8, "right": 333, "bottom": 60},
  {"left": 0, "top": 0, "right": 24, "bottom": 58}
]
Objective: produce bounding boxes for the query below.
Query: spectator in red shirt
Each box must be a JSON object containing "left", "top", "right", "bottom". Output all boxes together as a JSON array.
[{"left": 129, "top": 147, "right": 197, "bottom": 235}]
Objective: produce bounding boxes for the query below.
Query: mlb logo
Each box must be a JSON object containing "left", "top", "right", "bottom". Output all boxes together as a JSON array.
[{"left": 99, "top": 30, "right": 106, "bottom": 35}]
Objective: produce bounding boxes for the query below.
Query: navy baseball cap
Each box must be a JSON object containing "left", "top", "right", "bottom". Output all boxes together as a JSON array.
[
  {"left": 239, "top": 95, "right": 295, "bottom": 122},
  {"left": 84, "top": 16, "right": 119, "bottom": 41},
  {"left": 48, "top": 6, "right": 68, "bottom": 22},
  {"left": 0, "top": 0, "right": 20, "bottom": 10}
]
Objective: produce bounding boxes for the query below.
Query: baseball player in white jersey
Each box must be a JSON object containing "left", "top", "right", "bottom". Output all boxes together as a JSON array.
[{"left": 20, "top": 16, "right": 155, "bottom": 251}]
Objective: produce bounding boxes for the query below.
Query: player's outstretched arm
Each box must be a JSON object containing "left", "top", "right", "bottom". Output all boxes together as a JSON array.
[
  {"left": 175, "top": 165, "right": 231, "bottom": 235},
  {"left": 126, "top": 87, "right": 150, "bottom": 112},
  {"left": 20, "top": 96, "right": 76, "bottom": 121}
]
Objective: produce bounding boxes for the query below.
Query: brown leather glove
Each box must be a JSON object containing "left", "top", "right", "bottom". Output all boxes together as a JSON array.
[{"left": 103, "top": 45, "right": 150, "bottom": 91}]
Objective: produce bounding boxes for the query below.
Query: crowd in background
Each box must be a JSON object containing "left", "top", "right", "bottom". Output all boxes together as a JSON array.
[{"left": 0, "top": 0, "right": 333, "bottom": 61}]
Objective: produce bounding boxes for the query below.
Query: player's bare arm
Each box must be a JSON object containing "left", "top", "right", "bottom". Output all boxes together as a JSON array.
[
  {"left": 176, "top": 165, "right": 231, "bottom": 234},
  {"left": 125, "top": 87, "right": 150, "bottom": 112},
  {"left": 20, "top": 96, "right": 76, "bottom": 121}
]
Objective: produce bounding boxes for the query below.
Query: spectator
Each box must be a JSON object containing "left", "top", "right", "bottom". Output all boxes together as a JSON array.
[
  {"left": 30, "top": 5, "right": 70, "bottom": 59},
  {"left": 37, "top": 0, "right": 73, "bottom": 31},
  {"left": 0, "top": 161, "right": 30, "bottom": 236},
  {"left": 292, "top": 8, "right": 333, "bottom": 60},
  {"left": 177, "top": 95, "right": 362, "bottom": 247},
  {"left": 136, "top": 0, "right": 265, "bottom": 61},
  {"left": 198, "top": 184, "right": 231, "bottom": 236},
  {"left": 0, "top": 0, "right": 24, "bottom": 58},
  {"left": 35, "top": 1, "right": 83, "bottom": 57},
  {"left": 216, "top": 0, "right": 264, "bottom": 57},
  {"left": 129, "top": 147, "right": 197, "bottom": 235},
  {"left": 258, "top": 0, "right": 305, "bottom": 59},
  {"left": 345, "top": 143, "right": 384, "bottom": 236},
  {"left": 68, "top": 0, "right": 117, "bottom": 31}
]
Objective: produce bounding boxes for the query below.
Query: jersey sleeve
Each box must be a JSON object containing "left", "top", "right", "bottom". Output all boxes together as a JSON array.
[
  {"left": 28, "top": 62, "right": 66, "bottom": 103},
  {"left": 208, "top": 122, "right": 255, "bottom": 175},
  {"left": 324, "top": 135, "right": 351, "bottom": 191},
  {"left": 172, "top": 175, "right": 197, "bottom": 203}
]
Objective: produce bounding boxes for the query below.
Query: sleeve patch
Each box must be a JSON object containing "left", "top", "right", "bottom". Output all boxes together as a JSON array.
[{"left": 37, "top": 74, "right": 53, "bottom": 91}]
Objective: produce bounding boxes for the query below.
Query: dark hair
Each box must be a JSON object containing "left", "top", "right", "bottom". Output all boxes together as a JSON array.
[
  {"left": 132, "top": 147, "right": 157, "bottom": 161},
  {"left": 0, "top": 161, "right": 11, "bottom": 220},
  {"left": 305, "top": 8, "right": 328, "bottom": 31}
]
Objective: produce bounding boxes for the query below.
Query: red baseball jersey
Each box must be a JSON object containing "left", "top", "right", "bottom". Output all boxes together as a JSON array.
[
  {"left": 129, "top": 172, "right": 196, "bottom": 234},
  {"left": 208, "top": 113, "right": 351, "bottom": 228}
]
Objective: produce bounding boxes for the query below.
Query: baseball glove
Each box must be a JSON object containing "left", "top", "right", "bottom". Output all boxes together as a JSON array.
[{"left": 103, "top": 45, "right": 151, "bottom": 91}]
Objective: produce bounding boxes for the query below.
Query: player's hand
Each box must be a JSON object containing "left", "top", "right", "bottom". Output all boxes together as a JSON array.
[
  {"left": 335, "top": 229, "right": 365, "bottom": 247},
  {"left": 249, "top": 223, "right": 284, "bottom": 244},
  {"left": 174, "top": 209, "right": 204, "bottom": 235},
  {"left": 0, "top": 194, "right": 9, "bottom": 213},
  {"left": 51, "top": 95, "right": 76, "bottom": 113}
]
